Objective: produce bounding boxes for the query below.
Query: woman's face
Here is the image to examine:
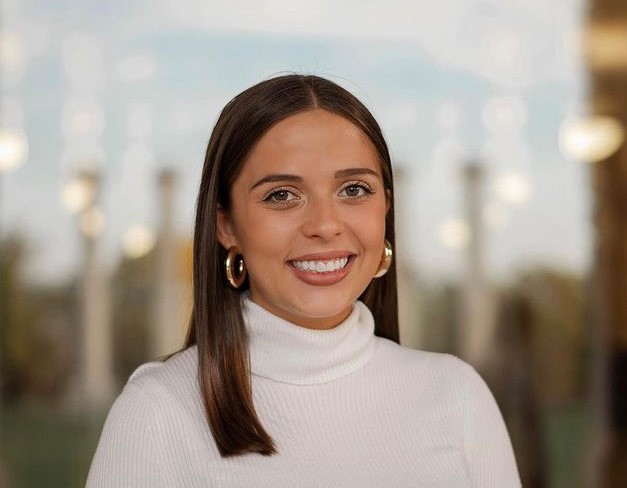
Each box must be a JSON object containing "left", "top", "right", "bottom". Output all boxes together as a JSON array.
[{"left": 217, "top": 109, "right": 389, "bottom": 330}]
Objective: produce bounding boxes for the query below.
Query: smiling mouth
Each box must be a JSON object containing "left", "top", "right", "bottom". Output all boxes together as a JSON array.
[
  {"left": 288, "top": 255, "right": 355, "bottom": 273},
  {"left": 291, "top": 257, "right": 348, "bottom": 273}
]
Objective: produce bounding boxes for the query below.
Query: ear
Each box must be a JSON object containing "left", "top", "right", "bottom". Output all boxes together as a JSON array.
[{"left": 216, "top": 204, "right": 239, "bottom": 250}]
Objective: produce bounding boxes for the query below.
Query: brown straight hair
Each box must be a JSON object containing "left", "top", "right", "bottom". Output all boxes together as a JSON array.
[{"left": 185, "top": 74, "right": 399, "bottom": 457}]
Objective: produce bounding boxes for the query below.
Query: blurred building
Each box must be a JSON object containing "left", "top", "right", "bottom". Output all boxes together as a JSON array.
[{"left": 586, "top": 0, "right": 627, "bottom": 486}]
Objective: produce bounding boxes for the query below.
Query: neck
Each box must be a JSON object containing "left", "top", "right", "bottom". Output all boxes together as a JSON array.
[{"left": 241, "top": 292, "right": 377, "bottom": 384}]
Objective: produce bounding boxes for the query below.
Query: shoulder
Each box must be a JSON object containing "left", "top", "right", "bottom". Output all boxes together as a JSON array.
[
  {"left": 87, "top": 347, "right": 200, "bottom": 487},
  {"left": 97, "top": 346, "right": 202, "bottom": 446},
  {"left": 372, "top": 336, "right": 475, "bottom": 381},
  {"left": 369, "top": 337, "right": 494, "bottom": 404},
  {"left": 121, "top": 345, "right": 199, "bottom": 407}
]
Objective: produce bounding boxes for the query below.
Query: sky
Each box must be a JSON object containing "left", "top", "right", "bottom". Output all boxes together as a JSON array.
[{"left": 0, "top": 0, "right": 589, "bottom": 285}]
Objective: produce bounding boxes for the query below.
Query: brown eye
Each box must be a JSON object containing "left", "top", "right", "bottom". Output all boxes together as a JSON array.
[
  {"left": 272, "top": 190, "right": 290, "bottom": 201},
  {"left": 344, "top": 185, "right": 362, "bottom": 197},
  {"left": 263, "top": 187, "right": 299, "bottom": 204},
  {"left": 339, "top": 183, "right": 373, "bottom": 198}
]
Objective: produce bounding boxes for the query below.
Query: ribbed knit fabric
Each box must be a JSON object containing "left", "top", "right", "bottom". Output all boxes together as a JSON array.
[{"left": 86, "top": 295, "right": 521, "bottom": 487}]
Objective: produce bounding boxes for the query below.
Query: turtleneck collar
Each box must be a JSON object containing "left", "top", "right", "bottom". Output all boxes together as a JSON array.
[{"left": 240, "top": 293, "right": 377, "bottom": 385}]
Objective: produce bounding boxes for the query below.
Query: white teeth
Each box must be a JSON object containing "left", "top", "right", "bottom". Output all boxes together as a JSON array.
[{"left": 292, "top": 257, "right": 349, "bottom": 273}]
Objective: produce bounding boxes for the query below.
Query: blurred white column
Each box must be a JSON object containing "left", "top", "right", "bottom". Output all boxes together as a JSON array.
[
  {"left": 393, "top": 166, "right": 423, "bottom": 349},
  {"left": 75, "top": 170, "right": 115, "bottom": 408},
  {"left": 460, "top": 162, "right": 494, "bottom": 367},
  {"left": 152, "top": 169, "right": 183, "bottom": 358}
]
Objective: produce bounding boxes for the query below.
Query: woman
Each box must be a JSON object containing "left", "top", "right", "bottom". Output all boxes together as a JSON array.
[{"left": 87, "top": 75, "right": 521, "bottom": 487}]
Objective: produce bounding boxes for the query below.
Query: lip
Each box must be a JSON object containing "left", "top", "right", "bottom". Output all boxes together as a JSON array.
[{"left": 287, "top": 254, "right": 356, "bottom": 287}]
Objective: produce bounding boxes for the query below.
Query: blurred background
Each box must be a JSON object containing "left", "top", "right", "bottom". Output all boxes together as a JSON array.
[{"left": 0, "top": 0, "right": 626, "bottom": 486}]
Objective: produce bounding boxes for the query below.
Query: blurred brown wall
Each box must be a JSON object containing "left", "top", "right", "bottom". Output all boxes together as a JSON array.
[{"left": 587, "top": 0, "right": 627, "bottom": 486}]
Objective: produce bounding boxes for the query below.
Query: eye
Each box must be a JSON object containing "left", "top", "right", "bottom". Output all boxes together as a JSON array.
[
  {"left": 338, "top": 182, "right": 374, "bottom": 199},
  {"left": 263, "top": 187, "right": 299, "bottom": 204}
]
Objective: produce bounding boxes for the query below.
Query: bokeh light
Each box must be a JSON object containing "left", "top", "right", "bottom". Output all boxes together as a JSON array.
[
  {"left": 559, "top": 115, "right": 625, "bottom": 163},
  {"left": 62, "top": 176, "right": 96, "bottom": 214},
  {"left": 481, "top": 96, "right": 527, "bottom": 134},
  {"left": 122, "top": 224, "right": 156, "bottom": 259},
  {"left": 0, "top": 129, "right": 28, "bottom": 171},
  {"left": 79, "top": 207, "right": 105, "bottom": 237},
  {"left": 438, "top": 217, "right": 470, "bottom": 250},
  {"left": 62, "top": 99, "right": 105, "bottom": 139},
  {"left": 494, "top": 171, "right": 532, "bottom": 205}
]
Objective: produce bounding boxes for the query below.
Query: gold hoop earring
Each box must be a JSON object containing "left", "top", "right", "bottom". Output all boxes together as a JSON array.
[
  {"left": 225, "top": 247, "right": 247, "bottom": 288},
  {"left": 373, "top": 240, "right": 393, "bottom": 278}
]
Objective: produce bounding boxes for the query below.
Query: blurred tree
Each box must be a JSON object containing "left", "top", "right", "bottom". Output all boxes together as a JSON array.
[
  {"left": 111, "top": 249, "right": 156, "bottom": 387},
  {"left": 21, "top": 284, "right": 76, "bottom": 401},
  {"left": 0, "top": 234, "right": 30, "bottom": 403},
  {"left": 1, "top": 234, "right": 77, "bottom": 404},
  {"left": 485, "top": 267, "right": 585, "bottom": 487},
  {"left": 418, "top": 283, "right": 459, "bottom": 354},
  {"left": 517, "top": 268, "right": 586, "bottom": 407},
  {"left": 486, "top": 289, "right": 547, "bottom": 488}
]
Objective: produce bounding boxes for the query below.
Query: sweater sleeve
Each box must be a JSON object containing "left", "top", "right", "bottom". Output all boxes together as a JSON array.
[
  {"left": 85, "top": 383, "right": 166, "bottom": 488},
  {"left": 455, "top": 358, "right": 522, "bottom": 487}
]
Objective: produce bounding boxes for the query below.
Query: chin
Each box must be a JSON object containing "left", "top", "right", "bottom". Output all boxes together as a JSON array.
[{"left": 288, "top": 290, "right": 356, "bottom": 320}]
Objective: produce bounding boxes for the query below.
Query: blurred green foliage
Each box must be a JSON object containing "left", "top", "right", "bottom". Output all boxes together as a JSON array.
[{"left": 0, "top": 403, "right": 107, "bottom": 487}]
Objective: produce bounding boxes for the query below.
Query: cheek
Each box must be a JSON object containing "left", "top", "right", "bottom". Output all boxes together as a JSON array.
[
  {"left": 354, "top": 200, "right": 387, "bottom": 240},
  {"left": 236, "top": 210, "right": 298, "bottom": 258}
]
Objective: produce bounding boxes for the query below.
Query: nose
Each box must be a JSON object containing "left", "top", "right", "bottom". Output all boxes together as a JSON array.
[{"left": 301, "top": 197, "right": 345, "bottom": 240}]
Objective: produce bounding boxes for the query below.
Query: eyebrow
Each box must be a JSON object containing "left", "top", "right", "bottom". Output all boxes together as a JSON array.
[
  {"left": 335, "top": 167, "right": 379, "bottom": 179},
  {"left": 249, "top": 167, "right": 380, "bottom": 191}
]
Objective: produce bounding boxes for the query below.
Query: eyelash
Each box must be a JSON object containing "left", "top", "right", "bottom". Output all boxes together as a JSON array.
[
  {"left": 338, "top": 181, "right": 375, "bottom": 199},
  {"left": 262, "top": 187, "right": 298, "bottom": 205},
  {"left": 262, "top": 181, "right": 375, "bottom": 206}
]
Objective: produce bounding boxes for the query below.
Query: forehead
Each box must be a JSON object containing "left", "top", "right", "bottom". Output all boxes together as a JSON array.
[{"left": 239, "top": 109, "right": 381, "bottom": 179}]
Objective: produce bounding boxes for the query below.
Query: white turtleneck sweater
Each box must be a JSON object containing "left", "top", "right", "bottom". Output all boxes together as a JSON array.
[{"left": 86, "top": 296, "right": 521, "bottom": 487}]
